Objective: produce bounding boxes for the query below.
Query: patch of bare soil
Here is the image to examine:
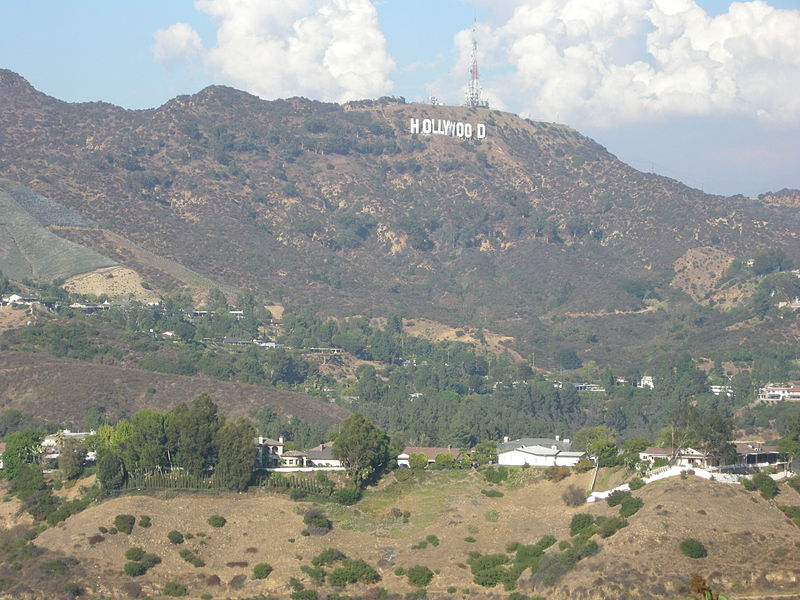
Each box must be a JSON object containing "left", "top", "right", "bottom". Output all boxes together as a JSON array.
[
  {"left": 402, "top": 318, "right": 521, "bottom": 359},
  {"left": 63, "top": 266, "right": 159, "bottom": 302},
  {"left": 0, "top": 305, "right": 31, "bottom": 332},
  {"left": 671, "top": 246, "right": 735, "bottom": 303}
]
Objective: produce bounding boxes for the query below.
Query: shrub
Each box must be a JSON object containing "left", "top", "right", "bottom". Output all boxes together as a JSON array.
[
  {"left": 544, "top": 466, "right": 571, "bottom": 482},
  {"left": 303, "top": 509, "right": 332, "bottom": 535},
  {"left": 406, "top": 565, "right": 434, "bottom": 587},
  {"left": 574, "top": 457, "right": 594, "bottom": 472},
  {"left": 140, "top": 553, "right": 161, "bottom": 569},
  {"left": 569, "top": 514, "right": 594, "bottom": 537},
  {"left": 167, "top": 530, "right": 184, "bottom": 544},
  {"left": 41, "top": 559, "right": 69, "bottom": 575},
  {"left": 464, "top": 536, "right": 476, "bottom": 543},
  {"left": 746, "top": 472, "right": 779, "bottom": 499},
  {"left": 291, "top": 591, "right": 319, "bottom": 600},
  {"left": 163, "top": 581, "right": 188, "bottom": 596},
  {"left": 483, "top": 466, "right": 508, "bottom": 484},
  {"left": 779, "top": 505, "right": 800, "bottom": 527},
  {"left": 138, "top": 515, "right": 151, "bottom": 528},
  {"left": 425, "top": 534, "right": 440, "bottom": 546},
  {"left": 481, "top": 489, "right": 504, "bottom": 498},
  {"left": 88, "top": 534, "right": 104, "bottom": 545},
  {"left": 207, "top": 515, "right": 226, "bottom": 527},
  {"left": 311, "top": 548, "right": 347, "bottom": 566},
  {"left": 253, "top": 563, "right": 273, "bottom": 579},
  {"left": 205, "top": 575, "right": 221, "bottom": 586},
  {"left": 562, "top": 485, "right": 585, "bottom": 507},
  {"left": 124, "top": 561, "right": 147, "bottom": 577},
  {"left": 628, "top": 477, "right": 645, "bottom": 490},
  {"left": 300, "top": 565, "right": 325, "bottom": 585},
  {"left": 394, "top": 567, "right": 406, "bottom": 576},
  {"left": 411, "top": 540, "right": 428, "bottom": 550},
  {"left": 125, "top": 547, "right": 144, "bottom": 561},
  {"left": 394, "top": 468, "right": 415, "bottom": 482},
  {"left": 619, "top": 496, "right": 644, "bottom": 518},
  {"left": 485, "top": 510, "right": 499, "bottom": 522},
  {"left": 679, "top": 538, "right": 707, "bottom": 558},
  {"left": 328, "top": 559, "right": 381, "bottom": 587},
  {"left": 179, "top": 549, "right": 205, "bottom": 567},
  {"left": 114, "top": 514, "right": 136, "bottom": 535},
  {"left": 62, "top": 583, "right": 82, "bottom": 597},
  {"left": 98, "top": 526, "right": 108, "bottom": 534},
  {"left": 606, "top": 490, "right": 630, "bottom": 507},
  {"left": 332, "top": 487, "right": 362, "bottom": 505},
  {"left": 595, "top": 516, "right": 628, "bottom": 538}
]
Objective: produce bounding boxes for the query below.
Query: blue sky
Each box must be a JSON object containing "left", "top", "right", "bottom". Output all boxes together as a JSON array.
[{"left": 2, "top": 0, "right": 799, "bottom": 197}]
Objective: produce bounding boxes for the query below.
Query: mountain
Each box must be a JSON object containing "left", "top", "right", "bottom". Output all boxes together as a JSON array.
[{"left": 1, "top": 68, "right": 798, "bottom": 368}]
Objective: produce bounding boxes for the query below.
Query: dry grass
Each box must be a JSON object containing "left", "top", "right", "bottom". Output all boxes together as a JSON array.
[{"left": 23, "top": 469, "right": 800, "bottom": 599}]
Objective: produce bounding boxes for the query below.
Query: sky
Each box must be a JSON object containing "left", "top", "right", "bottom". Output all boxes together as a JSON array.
[{"left": 1, "top": 0, "right": 799, "bottom": 198}]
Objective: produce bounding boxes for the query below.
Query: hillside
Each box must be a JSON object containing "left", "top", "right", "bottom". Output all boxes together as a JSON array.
[
  {"left": 0, "top": 351, "right": 346, "bottom": 428},
  {"left": 0, "top": 68, "right": 798, "bottom": 367},
  {"left": 11, "top": 470, "right": 800, "bottom": 599}
]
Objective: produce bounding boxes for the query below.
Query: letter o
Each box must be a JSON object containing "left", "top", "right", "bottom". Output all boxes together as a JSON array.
[
  {"left": 456, "top": 123, "right": 465, "bottom": 137},
  {"left": 422, "top": 119, "right": 432, "bottom": 134}
]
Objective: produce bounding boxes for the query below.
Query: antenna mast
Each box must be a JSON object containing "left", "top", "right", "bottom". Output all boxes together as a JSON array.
[{"left": 465, "top": 19, "right": 489, "bottom": 109}]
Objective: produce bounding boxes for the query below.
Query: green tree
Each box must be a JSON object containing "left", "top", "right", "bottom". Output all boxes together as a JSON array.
[
  {"left": 166, "top": 394, "right": 221, "bottom": 476},
  {"left": 332, "top": 414, "right": 391, "bottom": 487},
  {"left": 571, "top": 425, "right": 616, "bottom": 454},
  {"left": 214, "top": 418, "right": 256, "bottom": 491},
  {"left": 778, "top": 413, "right": 800, "bottom": 464},
  {"left": 128, "top": 409, "right": 167, "bottom": 470},
  {"left": 2, "top": 429, "right": 43, "bottom": 480},
  {"left": 408, "top": 453, "right": 428, "bottom": 470},
  {"left": 97, "top": 448, "right": 127, "bottom": 492},
  {"left": 58, "top": 439, "right": 87, "bottom": 480}
]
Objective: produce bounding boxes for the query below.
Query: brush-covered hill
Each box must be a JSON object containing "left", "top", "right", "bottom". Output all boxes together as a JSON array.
[
  {"left": 1, "top": 68, "right": 798, "bottom": 367},
  {"left": 11, "top": 469, "right": 800, "bottom": 600},
  {"left": 0, "top": 351, "right": 346, "bottom": 428}
]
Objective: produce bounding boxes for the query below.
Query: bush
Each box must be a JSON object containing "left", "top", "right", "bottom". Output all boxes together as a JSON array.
[
  {"left": 301, "top": 564, "right": 326, "bottom": 585},
  {"left": 394, "top": 468, "right": 415, "bottom": 482},
  {"left": 179, "top": 548, "right": 205, "bottom": 567},
  {"left": 425, "top": 534, "right": 440, "bottom": 546},
  {"left": 394, "top": 567, "right": 406, "bottom": 576},
  {"left": 167, "top": 530, "right": 184, "bottom": 544},
  {"left": 311, "top": 548, "right": 347, "bottom": 566},
  {"left": 483, "top": 466, "right": 508, "bottom": 484},
  {"left": 138, "top": 515, "right": 151, "bottom": 528},
  {"left": 679, "top": 538, "right": 707, "bottom": 559},
  {"left": 619, "top": 495, "right": 644, "bottom": 518},
  {"left": 207, "top": 515, "right": 227, "bottom": 527},
  {"left": 544, "top": 466, "right": 571, "bottom": 482},
  {"left": 140, "top": 553, "right": 161, "bottom": 569},
  {"left": 574, "top": 458, "right": 595, "bottom": 472},
  {"left": 406, "top": 565, "right": 434, "bottom": 587},
  {"left": 569, "top": 514, "right": 594, "bottom": 537},
  {"left": 291, "top": 591, "right": 319, "bottom": 600},
  {"left": 481, "top": 489, "right": 504, "bottom": 498},
  {"left": 125, "top": 547, "right": 144, "bottom": 561},
  {"left": 328, "top": 559, "right": 381, "bottom": 587},
  {"left": 253, "top": 563, "right": 273, "bottom": 579},
  {"left": 595, "top": 516, "right": 628, "bottom": 538},
  {"left": 746, "top": 472, "right": 779, "bottom": 499},
  {"left": 163, "top": 582, "right": 188, "bottom": 597},
  {"left": 331, "top": 487, "right": 361, "bottom": 505},
  {"left": 561, "top": 485, "right": 585, "bottom": 507},
  {"left": 303, "top": 509, "right": 332, "bottom": 535},
  {"left": 606, "top": 490, "right": 630, "bottom": 507},
  {"left": 464, "top": 536, "right": 476, "bottom": 543},
  {"left": 628, "top": 477, "right": 645, "bottom": 490},
  {"left": 124, "top": 561, "right": 147, "bottom": 577},
  {"left": 114, "top": 514, "right": 136, "bottom": 535}
]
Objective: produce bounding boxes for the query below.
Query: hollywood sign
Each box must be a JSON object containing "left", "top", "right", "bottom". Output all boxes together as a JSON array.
[{"left": 410, "top": 118, "right": 487, "bottom": 140}]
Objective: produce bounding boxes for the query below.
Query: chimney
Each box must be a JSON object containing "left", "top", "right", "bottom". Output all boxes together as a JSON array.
[
  {"left": 447, "top": 444, "right": 452, "bottom": 450},
  {"left": 564, "top": 438, "right": 570, "bottom": 445},
  {"left": 555, "top": 435, "right": 560, "bottom": 442},
  {"left": 503, "top": 436, "right": 509, "bottom": 443},
  {"left": 278, "top": 436, "right": 284, "bottom": 444}
]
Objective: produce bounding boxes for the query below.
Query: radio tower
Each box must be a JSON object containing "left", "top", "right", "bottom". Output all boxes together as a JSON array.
[{"left": 465, "top": 19, "right": 489, "bottom": 108}]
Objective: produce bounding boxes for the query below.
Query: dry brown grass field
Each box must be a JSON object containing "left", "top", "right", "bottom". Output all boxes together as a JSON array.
[{"left": 1, "top": 468, "right": 796, "bottom": 599}]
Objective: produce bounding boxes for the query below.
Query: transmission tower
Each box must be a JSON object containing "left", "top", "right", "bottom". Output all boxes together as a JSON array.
[{"left": 464, "top": 19, "right": 489, "bottom": 109}]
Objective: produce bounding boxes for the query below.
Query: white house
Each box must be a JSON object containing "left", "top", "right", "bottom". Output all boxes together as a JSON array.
[
  {"left": 638, "top": 375, "right": 655, "bottom": 389},
  {"left": 639, "top": 447, "right": 710, "bottom": 469},
  {"left": 255, "top": 436, "right": 284, "bottom": 467},
  {"left": 305, "top": 442, "right": 341, "bottom": 467},
  {"left": 397, "top": 446, "right": 462, "bottom": 468},
  {"left": 758, "top": 382, "right": 800, "bottom": 403},
  {"left": 496, "top": 437, "right": 584, "bottom": 467}
]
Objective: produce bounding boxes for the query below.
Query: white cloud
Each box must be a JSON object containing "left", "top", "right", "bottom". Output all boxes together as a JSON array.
[
  {"left": 460, "top": 0, "right": 800, "bottom": 126},
  {"left": 153, "top": 0, "right": 394, "bottom": 103},
  {"left": 152, "top": 23, "right": 203, "bottom": 62}
]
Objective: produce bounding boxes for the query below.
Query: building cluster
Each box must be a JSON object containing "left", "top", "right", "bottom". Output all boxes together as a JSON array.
[
  {"left": 0, "top": 429, "right": 96, "bottom": 470},
  {"left": 639, "top": 441, "right": 786, "bottom": 473},
  {"left": 757, "top": 381, "right": 800, "bottom": 404}
]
